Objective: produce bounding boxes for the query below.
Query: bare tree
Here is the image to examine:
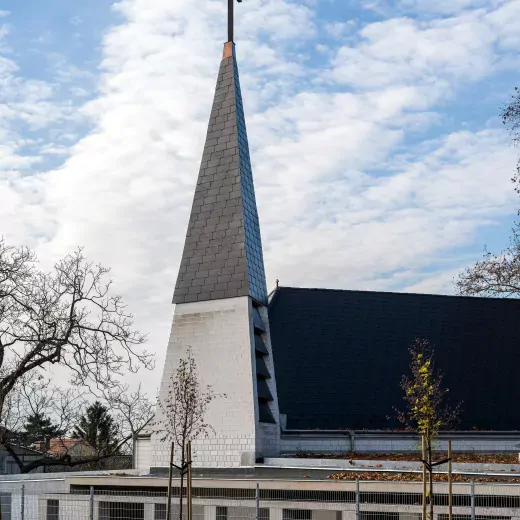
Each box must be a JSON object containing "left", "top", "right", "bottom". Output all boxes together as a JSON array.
[
  {"left": 104, "top": 383, "right": 155, "bottom": 452},
  {"left": 1, "top": 369, "right": 154, "bottom": 473},
  {"left": 154, "top": 348, "right": 221, "bottom": 520},
  {"left": 502, "top": 87, "right": 520, "bottom": 150},
  {"left": 456, "top": 229, "right": 520, "bottom": 297},
  {"left": 398, "top": 338, "right": 461, "bottom": 520},
  {"left": 456, "top": 88, "right": 520, "bottom": 298},
  {"left": 0, "top": 238, "right": 155, "bottom": 472},
  {"left": 501, "top": 86, "right": 520, "bottom": 202}
]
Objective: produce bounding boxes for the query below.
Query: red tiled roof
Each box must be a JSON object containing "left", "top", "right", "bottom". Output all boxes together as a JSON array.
[{"left": 32, "top": 438, "right": 90, "bottom": 457}]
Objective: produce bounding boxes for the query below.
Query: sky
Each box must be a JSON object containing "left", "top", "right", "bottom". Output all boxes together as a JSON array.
[{"left": 1, "top": 0, "right": 519, "bottom": 395}]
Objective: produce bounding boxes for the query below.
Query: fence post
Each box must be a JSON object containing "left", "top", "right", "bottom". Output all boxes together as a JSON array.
[
  {"left": 471, "top": 481, "right": 475, "bottom": 520},
  {"left": 90, "top": 485, "right": 94, "bottom": 520},
  {"left": 448, "top": 441, "right": 452, "bottom": 520},
  {"left": 355, "top": 479, "right": 360, "bottom": 520},
  {"left": 255, "top": 483, "right": 260, "bottom": 520},
  {"left": 20, "top": 485, "right": 24, "bottom": 520}
]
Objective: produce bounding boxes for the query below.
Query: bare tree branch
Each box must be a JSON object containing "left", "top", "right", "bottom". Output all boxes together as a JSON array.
[
  {"left": 0, "top": 238, "right": 155, "bottom": 473},
  {"left": 153, "top": 348, "right": 224, "bottom": 520},
  {"left": 456, "top": 229, "right": 520, "bottom": 298}
]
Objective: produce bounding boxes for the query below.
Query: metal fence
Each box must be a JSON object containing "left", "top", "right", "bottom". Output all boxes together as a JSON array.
[{"left": 1, "top": 480, "right": 520, "bottom": 520}]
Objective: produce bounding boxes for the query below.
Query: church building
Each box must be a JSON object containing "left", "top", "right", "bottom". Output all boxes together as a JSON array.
[
  {"left": 146, "top": 22, "right": 520, "bottom": 471},
  {"left": 5, "top": 8, "right": 520, "bottom": 520}
]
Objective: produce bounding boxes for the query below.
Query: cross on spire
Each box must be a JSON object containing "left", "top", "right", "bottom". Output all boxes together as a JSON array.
[{"left": 228, "top": 0, "right": 242, "bottom": 43}]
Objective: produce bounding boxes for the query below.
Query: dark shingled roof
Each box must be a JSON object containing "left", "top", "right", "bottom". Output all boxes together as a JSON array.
[
  {"left": 173, "top": 44, "right": 267, "bottom": 305},
  {"left": 268, "top": 286, "right": 520, "bottom": 431}
]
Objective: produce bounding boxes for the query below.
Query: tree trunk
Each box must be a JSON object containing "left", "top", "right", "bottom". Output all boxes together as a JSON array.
[
  {"left": 167, "top": 442, "right": 174, "bottom": 520},
  {"left": 422, "top": 435, "right": 427, "bottom": 520},
  {"left": 428, "top": 437, "right": 434, "bottom": 520},
  {"left": 179, "top": 465, "right": 184, "bottom": 520}
]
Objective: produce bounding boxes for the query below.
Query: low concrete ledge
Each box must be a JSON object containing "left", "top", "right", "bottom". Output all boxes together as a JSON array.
[
  {"left": 265, "top": 457, "right": 520, "bottom": 474},
  {"left": 280, "top": 430, "right": 520, "bottom": 454}
]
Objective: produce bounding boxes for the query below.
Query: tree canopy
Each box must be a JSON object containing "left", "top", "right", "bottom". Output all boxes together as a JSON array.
[
  {"left": 22, "top": 412, "right": 65, "bottom": 446},
  {"left": 397, "top": 338, "right": 461, "bottom": 437},
  {"left": 72, "top": 401, "right": 120, "bottom": 455},
  {"left": 457, "top": 88, "right": 520, "bottom": 298},
  {"left": 0, "top": 238, "right": 155, "bottom": 472}
]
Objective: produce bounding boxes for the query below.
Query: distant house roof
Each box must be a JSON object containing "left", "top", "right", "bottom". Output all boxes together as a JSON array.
[
  {"left": 268, "top": 286, "right": 520, "bottom": 431},
  {"left": 32, "top": 438, "right": 93, "bottom": 457}
]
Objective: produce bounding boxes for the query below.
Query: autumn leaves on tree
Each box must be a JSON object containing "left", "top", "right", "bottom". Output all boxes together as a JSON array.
[{"left": 398, "top": 338, "right": 461, "bottom": 520}]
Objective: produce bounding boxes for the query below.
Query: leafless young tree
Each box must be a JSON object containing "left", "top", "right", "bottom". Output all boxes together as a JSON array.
[
  {"left": 154, "top": 348, "right": 221, "bottom": 520},
  {"left": 0, "top": 238, "right": 155, "bottom": 472}
]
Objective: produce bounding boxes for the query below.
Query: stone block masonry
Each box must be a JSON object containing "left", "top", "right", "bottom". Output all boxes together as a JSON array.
[{"left": 152, "top": 297, "right": 263, "bottom": 468}]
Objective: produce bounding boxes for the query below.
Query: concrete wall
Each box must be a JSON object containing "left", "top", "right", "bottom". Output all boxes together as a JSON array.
[
  {"left": 280, "top": 433, "right": 520, "bottom": 454},
  {"left": 4, "top": 474, "right": 520, "bottom": 520},
  {"left": 0, "top": 478, "right": 68, "bottom": 520},
  {"left": 151, "top": 297, "right": 259, "bottom": 469},
  {"left": 134, "top": 436, "right": 152, "bottom": 470}
]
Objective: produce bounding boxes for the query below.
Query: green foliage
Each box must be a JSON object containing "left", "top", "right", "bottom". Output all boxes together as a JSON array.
[
  {"left": 398, "top": 338, "right": 461, "bottom": 443},
  {"left": 22, "top": 413, "right": 65, "bottom": 445},
  {"left": 72, "top": 401, "right": 120, "bottom": 455}
]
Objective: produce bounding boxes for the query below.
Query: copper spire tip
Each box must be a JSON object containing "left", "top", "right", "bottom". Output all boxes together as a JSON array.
[{"left": 223, "top": 41, "right": 234, "bottom": 59}]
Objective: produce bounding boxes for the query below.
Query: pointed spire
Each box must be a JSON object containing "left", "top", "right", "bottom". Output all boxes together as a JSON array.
[{"left": 173, "top": 43, "right": 268, "bottom": 306}]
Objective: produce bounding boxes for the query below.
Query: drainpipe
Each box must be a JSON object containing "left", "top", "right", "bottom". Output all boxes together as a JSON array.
[{"left": 349, "top": 431, "right": 355, "bottom": 453}]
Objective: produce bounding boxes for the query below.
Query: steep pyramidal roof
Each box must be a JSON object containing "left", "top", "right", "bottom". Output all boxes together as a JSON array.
[{"left": 173, "top": 43, "right": 268, "bottom": 306}]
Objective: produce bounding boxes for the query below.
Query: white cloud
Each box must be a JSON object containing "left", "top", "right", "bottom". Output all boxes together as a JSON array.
[
  {"left": 257, "top": 127, "right": 516, "bottom": 292},
  {"left": 325, "top": 21, "right": 354, "bottom": 39},
  {"left": 330, "top": 13, "right": 499, "bottom": 90},
  {"left": 1, "top": 0, "right": 519, "bottom": 395},
  {"left": 239, "top": 0, "right": 315, "bottom": 42},
  {"left": 361, "top": 0, "right": 490, "bottom": 16}
]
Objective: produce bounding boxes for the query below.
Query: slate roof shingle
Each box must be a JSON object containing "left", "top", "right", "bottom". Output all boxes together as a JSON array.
[
  {"left": 173, "top": 44, "right": 267, "bottom": 305},
  {"left": 268, "top": 286, "right": 520, "bottom": 431}
]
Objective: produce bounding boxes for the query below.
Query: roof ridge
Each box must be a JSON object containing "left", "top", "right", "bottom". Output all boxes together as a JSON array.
[{"left": 274, "top": 285, "right": 520, "bottom": 303}]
